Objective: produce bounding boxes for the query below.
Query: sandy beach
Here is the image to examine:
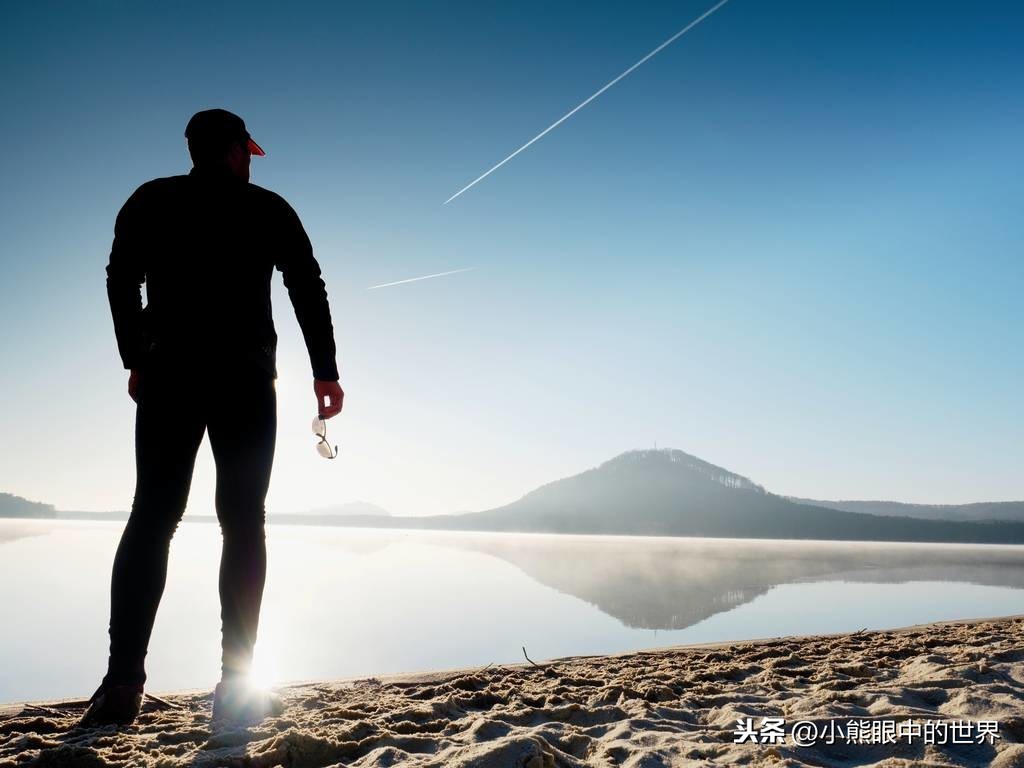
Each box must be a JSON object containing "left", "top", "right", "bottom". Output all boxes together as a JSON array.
[{"left": 1, "top": 615, "right": 1021, "bottom": 767}]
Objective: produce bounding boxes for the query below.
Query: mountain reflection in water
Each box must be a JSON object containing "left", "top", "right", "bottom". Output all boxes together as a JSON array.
[{"left": 427, "top": 535, "right": 1024, "bottom": 630}]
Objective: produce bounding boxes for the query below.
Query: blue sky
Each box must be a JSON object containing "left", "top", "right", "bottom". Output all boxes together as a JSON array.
[{"left": 1, "top": 0, "right": 1021, "bottom": 516}]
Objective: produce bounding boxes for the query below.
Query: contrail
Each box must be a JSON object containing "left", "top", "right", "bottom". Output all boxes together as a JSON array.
[
  {"left": 366, "top": 267, "right": 476, "bottom": 290},
  {"left": 443, "top": 0, "right": 732, "bottom": 205}
]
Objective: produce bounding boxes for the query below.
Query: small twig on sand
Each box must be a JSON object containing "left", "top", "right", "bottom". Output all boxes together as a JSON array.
[
  {"left": 23, "top": 704, "right": 71, "bottom": 718},
  {"left": 522, "top": 646, "right": 542, "bottom": 669},
  {"left": 480, "top": 662, "right": 495, "bottom": 672},
  {"left": 522, "top": 647, "right": 560, "bottom": 678},
  {"left": 145, "top": 693, "right": 183, "bottom": 711}
]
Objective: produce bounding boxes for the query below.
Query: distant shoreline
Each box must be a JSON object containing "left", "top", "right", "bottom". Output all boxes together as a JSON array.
[
  {"left": 5, "top": 448, "right": 1024, "bottom": 544},
  {"left": 5, "top": 514, "right": 1024, "bottom": 548}
]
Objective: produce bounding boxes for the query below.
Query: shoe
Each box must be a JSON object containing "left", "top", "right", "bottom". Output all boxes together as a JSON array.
[
  {"left": 77, "top": 683, "right": 144, "bottom": 728},
  {"left": 212, "top": 679, "right": 283, "bottom": 724}
]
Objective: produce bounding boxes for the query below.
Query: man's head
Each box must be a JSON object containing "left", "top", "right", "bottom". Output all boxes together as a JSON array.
[{"left": 185, "top": 109, "right": 265, "bottom": 181}]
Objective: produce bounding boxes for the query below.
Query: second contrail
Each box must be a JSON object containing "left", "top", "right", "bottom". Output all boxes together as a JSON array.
[
  {"left": 443, "top": 0, "right": 732, "bottom": 205},
  {"left": 366, "top": 267, "right": 476, "bottom": 290}
]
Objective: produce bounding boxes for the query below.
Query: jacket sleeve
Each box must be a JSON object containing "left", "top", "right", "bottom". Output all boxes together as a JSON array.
[
  {"left": 106, "top": 188, "right": 148, "bottom": 370},
  {"left": 274, "top": 199, "right": 340, "bottom": 381}
]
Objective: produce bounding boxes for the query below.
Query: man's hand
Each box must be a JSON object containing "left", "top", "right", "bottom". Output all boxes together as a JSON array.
[
  {"left": 128, "top": 369, "right": 140, "bottom": 403},
  {"left": 314, "top": 379, "right": 344, "bottom": 418}
]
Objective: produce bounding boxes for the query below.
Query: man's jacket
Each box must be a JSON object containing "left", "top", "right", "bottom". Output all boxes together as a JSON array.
[{"left": 106, "top": 165, "right": 339, "bottom": 381}]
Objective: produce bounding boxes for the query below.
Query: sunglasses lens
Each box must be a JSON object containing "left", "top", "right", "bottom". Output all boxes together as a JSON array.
[
  {"left": 317, "top": 441, "right": 336, "bottom": 459},
  {"left": 312, "top": 416, "right": 326, "bottom": 437}
]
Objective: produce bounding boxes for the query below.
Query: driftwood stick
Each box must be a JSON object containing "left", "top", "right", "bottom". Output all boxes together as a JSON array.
[
  {"left": 522, "top": 646, "right": 542, "bottom": 669},
  {"left": 145, "top": 693, "right": 183, "bottom": 710},
  {"left": 23, "top": 704, "right": 71, "bottom": 717}
]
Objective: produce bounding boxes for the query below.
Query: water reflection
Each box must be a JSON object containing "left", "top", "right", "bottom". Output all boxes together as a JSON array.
[
  {"left": 427, "top": 534, "right": 1024, "bottom": 630},
  {"left": 1, "top": 520, "right": 1022, "bottom": 703},
  {"left": 0, "top": 520, "right": 54, "bottom": 546}
]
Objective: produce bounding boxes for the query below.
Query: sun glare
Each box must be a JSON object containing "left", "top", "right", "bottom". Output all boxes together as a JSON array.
[{"left": 248, "top": 643, "right": 279, "bottom": 689}]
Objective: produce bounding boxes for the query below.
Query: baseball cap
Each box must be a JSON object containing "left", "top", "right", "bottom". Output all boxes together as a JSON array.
[{"left": 185, "top": 108, "right": 265, "bottom": 157}]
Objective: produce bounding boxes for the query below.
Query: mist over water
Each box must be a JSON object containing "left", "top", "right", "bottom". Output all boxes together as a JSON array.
[{"left": 2, "top": 519, "right": 1023, "bottom": 703}]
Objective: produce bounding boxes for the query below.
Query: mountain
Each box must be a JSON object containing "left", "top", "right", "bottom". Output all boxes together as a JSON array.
[
  {"left": 267, "top": 502, "right": 391, "bottom": 527},
  {"left": 14, "top": 500, "right": 391, "bottom": 526},
  {"left": 0, "top": 493, "right": 56, "bottom": 519},
  {"left": 788, "top": 498, "right": 1024, "bottom": 523},
  {"left": 300, "top": 502, "right": 391, "bottom": 517},
  {"left": 3, "top": 449, "right": 1024, "bottom": 544},
  {"left": 400, "top": 449, "right": 1024, "bottom": 544}
]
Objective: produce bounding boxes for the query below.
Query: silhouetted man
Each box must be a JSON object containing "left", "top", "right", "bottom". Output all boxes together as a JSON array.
[{"left": 81, "top": 109, "right": 344, "bottom": 727}]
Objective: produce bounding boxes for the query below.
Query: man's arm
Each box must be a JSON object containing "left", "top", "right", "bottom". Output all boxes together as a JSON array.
[
  {"left": 274, "top": 199, "right": 343, "bottom": 417},
  {"left": 106, "top": 189, "right": 148, "bottom": 379}
]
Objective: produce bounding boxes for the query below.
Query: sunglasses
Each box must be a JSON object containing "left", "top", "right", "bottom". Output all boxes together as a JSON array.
[{"left": 312, "top": 415, "right": 338, "bottom": 460}]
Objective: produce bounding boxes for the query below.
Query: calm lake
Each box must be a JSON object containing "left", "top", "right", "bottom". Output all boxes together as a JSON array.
[{"left": 2, "top": 518, "right": 1024, "bottom": 703}]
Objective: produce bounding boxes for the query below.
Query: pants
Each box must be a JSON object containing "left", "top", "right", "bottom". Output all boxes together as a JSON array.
[{"left": 104, "top": 362, "right": 276, "bottom": 686}]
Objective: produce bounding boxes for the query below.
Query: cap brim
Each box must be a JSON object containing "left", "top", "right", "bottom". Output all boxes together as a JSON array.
[{"left": 247, "top": 137, "right": 266, "bottom": 157}]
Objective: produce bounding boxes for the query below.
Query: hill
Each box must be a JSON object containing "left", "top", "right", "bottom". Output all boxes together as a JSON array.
[
  {"left": 295, "top": 501, "right": 391, "bottom": 518},
  {"left": 3, "top": 449, "right": 1023, "bottom": 544},
  {"left": 788, "top": 497, "right": 1024, "bottom": 523},
  {"left": 404, "top": 449, "right": 1024, "bottom": 543},
  {"left": 0, "top": 492, "right": 56, "bottom": 519}
]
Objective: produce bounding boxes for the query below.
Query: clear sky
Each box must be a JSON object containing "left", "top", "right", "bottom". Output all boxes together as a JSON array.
[{"left": 1, "top": 0, "right": 1021, "bottom": 517}]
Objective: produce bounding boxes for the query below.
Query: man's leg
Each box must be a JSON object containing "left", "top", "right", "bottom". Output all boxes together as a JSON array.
[
  {"left": 206, "top": 374, "right": 276, "bottom": 681},
  {"left": 104, "top": 371, "right": 206, "bottom": 687}
]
